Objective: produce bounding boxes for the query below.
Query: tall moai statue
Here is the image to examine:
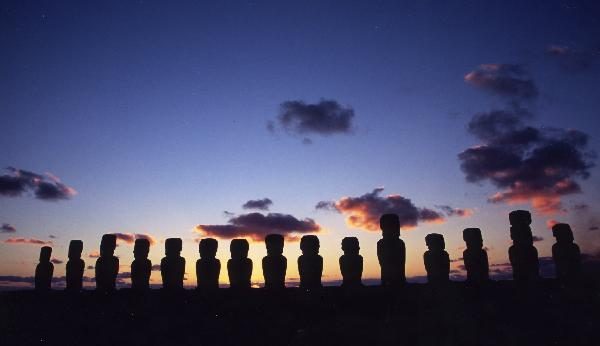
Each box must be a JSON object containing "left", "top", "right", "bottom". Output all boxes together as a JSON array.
[
  {"left": 196, "top": 238, "right": 221, "bottom": 289},
  {"left": 262, "top": 234, "right": 287, "bottom": 289},
  {"left": 508, "top": 210, "right": 540, "bottom": 284},
  {"left": 228, "top": 239, "right": 252, "bottom": 289},
  {"left": 377, "top": 213, "right": 406, "bottom": 287},
  {"left": 424, "top": 233, "right": 450, "bottom": 284},
  {"left": 161, "top": 238, "right": 185, "bottom": 289},
  {"left": 462, "top": 228, "right": 489, "bottom": 284},
  {"left": 298, "top": 235, "right": 323, "bottom": 290},
  {"left": 552, "top": 223, "right": 582, "bottom": 284},
  {"left": 35, "top": 246, "right": 54, "bottom": 290},
  {"left": 131, "top": 238, "right": 151, "bottom": 290},
  {"left": 66, "top": 240, "right": 84, "bottom": 291},
  {"left": 95, "top": 234, "right": 119, "bottom": 291},
  {"left": 339, "top": 237, "right": 363, "bottom": 287}
]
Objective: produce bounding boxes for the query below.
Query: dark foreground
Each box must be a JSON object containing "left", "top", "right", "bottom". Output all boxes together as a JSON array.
[{"left": 1, "top": 280, "right": 599, "bottom": 346}]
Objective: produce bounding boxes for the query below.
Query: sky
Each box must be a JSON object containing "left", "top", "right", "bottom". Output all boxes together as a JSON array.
[{"left": 1, "top": 0, "right": 600, "bottom": 288}]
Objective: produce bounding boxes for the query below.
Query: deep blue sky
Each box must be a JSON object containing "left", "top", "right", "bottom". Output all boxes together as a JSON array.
[{"left": 1, "top": 0, "right": 599, "bottom": 286}]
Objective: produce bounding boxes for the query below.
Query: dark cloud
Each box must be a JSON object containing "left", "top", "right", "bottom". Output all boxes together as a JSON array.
[
  {"left": 242, "top": 198, "right": 273, "bottom": 211},
  {"left": 546, "top": 44, "right": 600, "bottom": 72},
  {"left": 589, "top": 226, "right": 599, "bottom": 231},
  {"left": 151, "top": 264, "right": 161, "bottom": 271},
  {"left": 572, "top": 203, "right": 590, "bottom": 212},
  {"left": 464, "top": 64, "right": 538, "bottom": 100},
  {"left": 458, "top": 108, "right": 595, "bottom": 214},
  {"left": 49, "top": 234, "right": 57, "bottom": 239},
  {"left": 196, "top": 212, "right": 321, "bottom": 241},
  {"left": 87, "top": 265, "right": 94, "bottom": 270},
  {"left": 112, "top": 233, "right": 157, "bottom": 245},
  {"left": 315, "top": 188, "right": 446, "bottom": 231},
  {"left": 532, "top": 235, "right": 544, "bottom": 242},
  {"left": 50, "top": 258, "right": 63, "bottom": 264},
  {"left": 1, "top": 223, "right": 16, "bottom": 233},
  {"left": 3, "top": 237, "right": 52, "bottom": 245},
  {"left": 435, "top": 205, "right": 474, "bottom": 218},
  {"left": 270, "top": 99, "right": 354, "bottom": 137},
  {"left": 0, "top": 167, "right": 76, "bottom": 201}
]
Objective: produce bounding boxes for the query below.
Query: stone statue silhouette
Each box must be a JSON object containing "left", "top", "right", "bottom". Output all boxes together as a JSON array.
[
  {"left": 462, "top": 228, "right": 489, "bottom": 284},
  {"left": 339, "top": 237, "right": 363, "bottom": 287},
  {"left": 66, "top": 240, "right": 84, "bottom": 291},
  {"left": 228, "top": 239, "right": 252, "bottom": 288},
  {"left": 424, "top": 233, "right": 450, "bottom": 284},
  {"left": 35, "top": 246, "right": 53, "bottom": 290},
  {"left": 508, "top": 210, "right": 539, "bottom": 284},
  {"left": 160, "top": 238, "right": 185, "bottom": 289},
  {"left": 196, "top": 238, "right": 221, "bottom": 289},
  {"left": 377, "top": 213, "right": 406, "bottom": 287},
  {"left": 95, "top": 234, "right": 119, "bottom": 291},
  {"left": 552, "top": 223, "right": 582, "bottom": 284},
  {"left": 262, "top": 234, "right": 287, "bottom": 289},
  {"left": 298, "top": 235, "right": 323, "bottom": 290},
  {"left": 131, "top": 238, "right": 151, "bottom": 290}
]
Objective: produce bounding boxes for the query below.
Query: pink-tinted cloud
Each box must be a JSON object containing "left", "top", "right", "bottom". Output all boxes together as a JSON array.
[
  {"left": 316, "top": 188, "right": 446, "bottom": 232},
  {"left": 50, "top": 258, "right": 63, "bottom": 264},
  {"left": 88, "top": 250, "right": 100, "bottom": 258},
  {"left": 0, "top": 167, "right": 77, "bottom": 201},
  {"left": 464, "top": 64, "right": 537, "bottom": 100},
  {"left": 4, "top": 237, "right": 52, "bottom": 245}
]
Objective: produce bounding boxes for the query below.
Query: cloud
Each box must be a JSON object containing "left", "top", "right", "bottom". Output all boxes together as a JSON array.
[
  {"left": 546, "top": 44, "right": 599, "bottom": 72},
  {"left": 88, "top": 251, "right": 100, "bottom": 258},
  {"left": 151, "top": 264, "right": 161, "bottom": 271},
  {"left": 316, "top": 188, "right": 446, "bottom": 231},
  {"left": 3, "top": 237, "right": 52, "bottom": 245},
  {"left": 532, "top": 235, "right": 544, "bottom": 242},
  {"left": 590, "top": 226, "right": 599, "bottom": 231},
  {"left": 270, "top": 99, "right": 355, "bottom": 137},
  {"left": 50, "top": 258, "right": 63, "bottom": 264},
  {"left": 112, "top": 233, "right": 157, "bottom": 246},
  {"left": 1, "top": 223, "right": 16, "bottom": 233},
  {"left": 458, "top": 108, "right": 595, "bottom": 214},
  {"left": 196, "top": 212, "right": 321, "bottom": 241},
  {"left": 546, "top": 219, "right": 559, "bottom": 230},
  {"left": 435, "top": 205, "right": 474, "bottom": 218},
  {"left": 0, "top": 167, "right": 77, "bottom": 201},
  {"left": 49, "top": 234, "right": 57, "bottom": 239},
  {"left": 242, "top": 198, "right": 273, "bottom": 211},
  {"left": 464, "top": 64, "right": 538, "bottom": 100},
  {"left": 87, "top": 265, "right": 94, "bottom": 270}
]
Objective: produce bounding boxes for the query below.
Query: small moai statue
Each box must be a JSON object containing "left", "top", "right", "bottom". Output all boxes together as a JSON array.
[
  {"left": 552, "top": 223, "right": 581, "bottom": 284},
  {"left": 339, "top": 237, "right": 363, "bottom": 287},
  {"left": 161, "top": 238, "right": 185, "bottom": 289},
  {"left": 131, "top": 238, "right": 151, "bottom": 290},
  {"left": 196, "top": 238, "right": 221, "bottom": 289},
  {"left": 95, "top": 234, "right": 119, "bottom": 291},
  {"left": 377, "top": 213, "right": 406, "bottom": 287},
  {"left": 66, "top": 240, "right": 85, "bottom": 291},
  {"left": 227, "top": 239, "right": 252, "bottom": 289},
  {"left": 462, "top": 228, "right": 489, "bottom": 284},
  {"left": 424, "top": 233, "right": 450, "bottom": 284},
  {"left": 508, "top": 210, "right": 540, "bottom": 284},
  {"left": 298, "top": 235, "right": 323, "bottom": 290},
  {"left": 262, "top": 234, "right": 287, "bottom": 289},
  {"left": 35, "top": 246, "right": 54, "bottom": 290}
]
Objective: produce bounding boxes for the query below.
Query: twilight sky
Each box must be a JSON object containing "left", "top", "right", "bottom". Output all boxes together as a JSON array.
[{"left": 1, "top": 0, "right": 600, "bottom": 288}]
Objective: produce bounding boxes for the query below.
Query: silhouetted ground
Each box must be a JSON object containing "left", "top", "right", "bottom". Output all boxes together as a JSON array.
[{"left": 1, "top": 280, "right": 599, "bottom": 346}]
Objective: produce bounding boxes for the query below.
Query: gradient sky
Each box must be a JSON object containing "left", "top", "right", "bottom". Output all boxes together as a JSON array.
[{"left": 2, "top": 0, "right": 600, "bottom": 288}]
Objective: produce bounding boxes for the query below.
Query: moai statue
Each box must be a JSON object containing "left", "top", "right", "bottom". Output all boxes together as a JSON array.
[
  {"left": 35, "top": 246, "right": 54, "bottom": 290},
  {"left": 262, "top": 234, "right": 287, "bottom": 289},
  {"left": 95, "top": 234, "right": 119, "bottom": 291},
  {"left": 377, "top": 214, "right": 406, "bottom": 287},
  {"left": 339, "top": 237, "right": 363, "bottom": 287},
  {"left": 508, "top": 210, "right": 540, "bottom": 284},
  {"left": 298, "top": 235, "right": 323, "bottom": 290},
  {"left": 196, "top": 238, "right": 221, "bottom": 289},
  {"left": 424, "top": 233, "right": 450, "bottom": 284},
  {"left": 161, "top": 238, "right": 185, "bottom": 289},
  {"left": 66, "top": 240, "right": 84, "bottom": 291},
  {"left": 552, "top": 223, "right": 581, "bottom": 284},
  {"left": 462, "top": 228, "right": 489, "bottom": 284},
  {"left": 227, "top": 239, "right": 252, "bottom": 289},
  {"left": 131, "top": 238, "right": 151, "bottom": 290}
]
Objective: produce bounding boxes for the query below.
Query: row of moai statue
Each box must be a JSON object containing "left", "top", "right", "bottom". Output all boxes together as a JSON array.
[{"left": 34, "top": 210, "right": 582, "bottom": 290}]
